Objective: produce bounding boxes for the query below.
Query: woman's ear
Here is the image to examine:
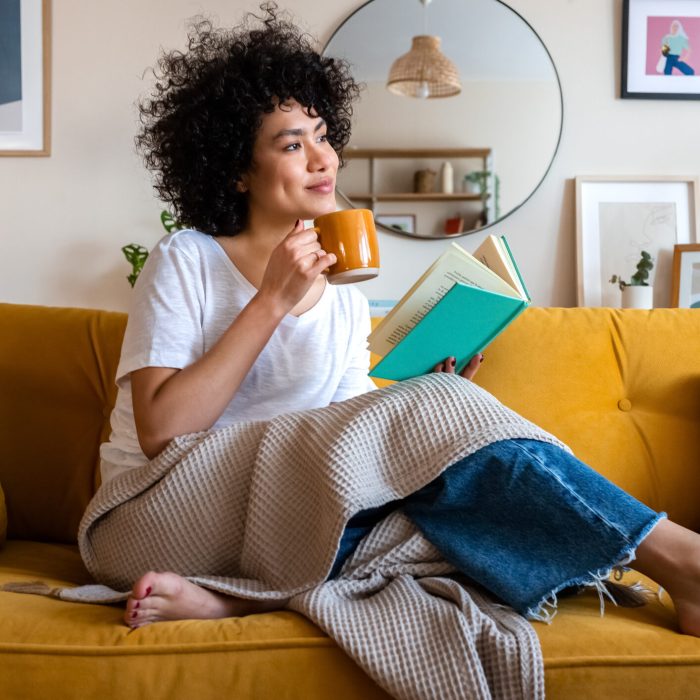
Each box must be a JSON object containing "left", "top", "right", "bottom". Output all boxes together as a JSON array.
[{"left": 235, "top": 179, "right": 248, "bottom": 193}]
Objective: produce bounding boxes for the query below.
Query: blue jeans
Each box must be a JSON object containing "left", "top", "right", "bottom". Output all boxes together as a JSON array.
[
  {"left": 329, "top": 439, "right": 664, "bottom": 619},
  {"left": 665, "top": 54, "right": 695, "bottom": 75}
]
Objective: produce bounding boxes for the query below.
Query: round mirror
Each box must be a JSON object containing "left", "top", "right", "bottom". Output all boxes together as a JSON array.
[{"left": 324, "top": 0, "right": 563, "bottom": 239}]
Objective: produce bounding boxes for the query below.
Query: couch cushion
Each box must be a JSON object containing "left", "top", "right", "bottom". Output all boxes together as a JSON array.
[
  {"left": 0, "top": 304, "right": 126, "bottom": 543},
  {"left": 2, "top": 541, "right": 699, "bottom": 699},
  {"left": 467, "top": 307, "right": 700, "bottom": 532},
  {"left": 0, "top": 541, "right": 390, "bottom": 700}
]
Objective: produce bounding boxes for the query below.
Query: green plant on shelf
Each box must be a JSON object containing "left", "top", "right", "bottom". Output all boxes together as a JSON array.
[{"left": 464, "top": 170, "right": 491, "bottom": 199}]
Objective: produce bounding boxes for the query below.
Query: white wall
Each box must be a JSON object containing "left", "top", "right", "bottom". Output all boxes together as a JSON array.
[{"left": 1, "top": 0, "right": 699, "bottom": 311}]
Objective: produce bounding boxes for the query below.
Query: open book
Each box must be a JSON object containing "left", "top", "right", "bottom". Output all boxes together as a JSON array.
[{"left": 368, "top": 235, "right": 530, "bottom": 381}]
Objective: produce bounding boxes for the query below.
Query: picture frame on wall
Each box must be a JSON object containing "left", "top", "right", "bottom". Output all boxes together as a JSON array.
[
  {"left": 575, "top": 176, "right": 699, "bottom": 307},
  {"left": 0, "top": 0, "right": 51, "bottom": 156},
  {"left": 670, "top": 243, "right": 700, "bottom": 306},
  {"left": 622, "top": 0, "right": 700, "bottom": 100},
  {"left": 376, "top": 214, "right": 416, "bottom": 234}
]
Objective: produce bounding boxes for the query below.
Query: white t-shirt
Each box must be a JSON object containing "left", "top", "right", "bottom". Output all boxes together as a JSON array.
[{"left": 100, "top": 229, "right": 376, "bottom": 483}]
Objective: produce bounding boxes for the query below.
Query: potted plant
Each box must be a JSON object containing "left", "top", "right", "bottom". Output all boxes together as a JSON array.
[
  {"left": 463, "top": 170, "right": 491, "bottom": 198},
  {"left": 609, "top": 250, "right": 654, "bottom": 309},
  {"left": 121, "top": 210, "right": 181, "bottom": 288}
]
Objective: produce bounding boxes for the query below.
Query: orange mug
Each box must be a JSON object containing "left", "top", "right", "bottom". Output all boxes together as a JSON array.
[{"left": 313, "top": 209, "right": 380, "bottom": 284}]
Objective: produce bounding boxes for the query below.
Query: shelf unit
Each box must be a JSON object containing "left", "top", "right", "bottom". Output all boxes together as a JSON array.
[{"left": 341, "top": 148, "right": 494, "bottom": 215}]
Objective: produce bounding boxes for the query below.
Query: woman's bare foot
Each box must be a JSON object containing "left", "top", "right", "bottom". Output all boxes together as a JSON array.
[
  {"left": 124, "top": 571, "right": 280, "bottom": 629},
  {"left": 634, "top": 518, "right": 700, "bottom": 636}
]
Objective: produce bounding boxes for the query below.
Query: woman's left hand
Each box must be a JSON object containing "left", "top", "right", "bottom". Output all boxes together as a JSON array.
[{"left": 432, "top": 354, "right": 484, "bottom": 381}]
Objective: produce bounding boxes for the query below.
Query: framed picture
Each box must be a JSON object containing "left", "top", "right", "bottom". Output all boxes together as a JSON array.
[
  {"left": 0, "top": 0, "right": 51, "bottom": 156},
  {"left": 575, "top": 176, "right": 699, "bottom": 307},
  {"left": 376, "top": 214, "right": 416, "bottom": 234},
  {"left": 622, "top": 0, "right": 700, "bottom": 100},
  {"left": 670, "top": 243, "right": 700, "bottom": 306}
]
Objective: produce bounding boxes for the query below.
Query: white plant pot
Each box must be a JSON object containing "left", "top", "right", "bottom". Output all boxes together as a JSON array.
[
  {"left": 463, "top": 180, "right": 481, "bottom": 195},
  {"left": 621, "top": 285, "right": 653, "bottom": 309}
]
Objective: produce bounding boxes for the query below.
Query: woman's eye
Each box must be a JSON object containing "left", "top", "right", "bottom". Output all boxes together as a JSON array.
[
  {"left": 318, "top": 134, "right": 329, "bottom": 143},
  {"left": 284, "top": 142, "right": 301, "bottom": 151}
]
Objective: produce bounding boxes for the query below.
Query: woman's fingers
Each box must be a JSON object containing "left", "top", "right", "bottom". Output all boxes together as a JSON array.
[
  {"left": 309, "top": 249, "right": 336, "bottom": 274},
  {"left": 433, "top": 357, "right": 456, "bottom": 374},
  {"left": 432, "top": 354, "right": 485, "bottom": 380},
  {"left": 460, "top": 353, "right": 484, "bottom": 380}
]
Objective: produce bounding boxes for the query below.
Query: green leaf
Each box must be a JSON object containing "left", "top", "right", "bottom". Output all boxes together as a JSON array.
[
  {"left": 122, "top": 243, "right": 149, "bottom": 287},
  {"left": 160, "top": 210, "right": 180, "bottom": 233}
]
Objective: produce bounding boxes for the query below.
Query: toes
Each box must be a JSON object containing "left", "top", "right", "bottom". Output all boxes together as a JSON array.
[
  {"left": 131, "top": 571, "right": 159, "bottom": 600},
  {"left": 124, "top": 607, "right": 140, "bottom": 627},
  {"left": 124, "top": 571, "right": 163, "bottom": 629},
  {"left": 125, "top": 605, "right": 159, "bottom": 629}
]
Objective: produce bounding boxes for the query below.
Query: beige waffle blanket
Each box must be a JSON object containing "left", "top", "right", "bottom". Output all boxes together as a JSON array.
[{"left": 70, "top": 373, "right": 565, "bottom": 699}]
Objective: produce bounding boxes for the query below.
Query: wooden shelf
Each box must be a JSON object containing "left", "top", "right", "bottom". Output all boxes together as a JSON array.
[
  {"left": 344, "top": 148, "right": 491, "bottom": 160},
  {"left": 340, "top": 147, "right": 495, "bottom": 232},
  {"left": 347, "top": 192, "right": 488, "bottom": 202}
]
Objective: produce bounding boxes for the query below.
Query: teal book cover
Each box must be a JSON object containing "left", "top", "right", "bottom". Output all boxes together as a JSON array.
[{"left": 369, "top": 282, "right": 528, "bottom": 381}]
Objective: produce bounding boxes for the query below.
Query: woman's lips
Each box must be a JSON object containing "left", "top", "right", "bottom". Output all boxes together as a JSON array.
[{"left": 307, "top": 179, "right": 334, "bottom": 194}]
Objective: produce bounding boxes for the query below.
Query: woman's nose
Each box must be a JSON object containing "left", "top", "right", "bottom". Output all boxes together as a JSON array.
[{"left": 308, "top": 142, "right": 334, "bottom": 171}]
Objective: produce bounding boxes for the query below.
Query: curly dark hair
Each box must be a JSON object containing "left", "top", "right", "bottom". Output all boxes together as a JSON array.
[{"left": 136, "top": 3, "right": 360, "bottom": 236}]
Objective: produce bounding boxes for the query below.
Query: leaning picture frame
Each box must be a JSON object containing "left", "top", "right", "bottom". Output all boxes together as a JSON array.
[
  {"left": 376, "top": 214, "right": 416, "bottom": 235},
  {"left": 670, "top": 243, "right": 700, "bottom": 306},
  {"left": 622, "top": 0, "right": 700, "bottom": 100},
  {"left": 0, "top": 0, "right": 51, "bottom": 156},
  {"left": 575, "top": 176, "right": 699, "bottom": 307}
]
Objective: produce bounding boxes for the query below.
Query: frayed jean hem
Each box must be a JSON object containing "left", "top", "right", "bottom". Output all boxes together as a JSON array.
[{"left": 524, "top": 511, "right": 667, "bottom": 623}]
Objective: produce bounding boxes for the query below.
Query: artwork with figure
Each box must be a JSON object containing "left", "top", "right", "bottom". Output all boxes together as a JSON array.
[
  {"left": 598, "top": 202, "right": 676, "bottom": 307},
  {"left": 646, "top": 16, "right": 700, "bottom": 76},
  {"left": 0, "top": 0, "right": 22, "bottom": 132}
]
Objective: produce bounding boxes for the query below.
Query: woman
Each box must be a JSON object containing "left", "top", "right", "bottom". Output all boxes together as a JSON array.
[
  {"left": 98, "top": 6, "right": 700, "bottom": 637},
  {"left": 662, "top": 19, "right": 695, "bottom": 76}
]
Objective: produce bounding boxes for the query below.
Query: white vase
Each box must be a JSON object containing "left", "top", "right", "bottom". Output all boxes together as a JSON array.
[
  {"left": 440, "top": 162, "right": 454, "bottom": 194},
  {"left": 621, "top": 285, "right": 653, "bottom": 309}
]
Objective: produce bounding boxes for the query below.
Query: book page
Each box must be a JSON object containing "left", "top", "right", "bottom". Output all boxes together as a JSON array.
[
  {"left": 473, "top": 235, "right": 525, "bottom": 298},
  {"left": 368, "top": 244, "right": 519, "bottom": 356}
]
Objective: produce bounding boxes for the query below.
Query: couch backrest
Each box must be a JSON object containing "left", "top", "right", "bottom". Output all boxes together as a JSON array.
[
  {"left": 470, "top": 307, "right": 700, "bottom": 533},
  {"left": 0, "top": 304, "right": 126, "bottom": 543},
  {"left": 2, "top": 303, "right": 699, "bottom": 543}
]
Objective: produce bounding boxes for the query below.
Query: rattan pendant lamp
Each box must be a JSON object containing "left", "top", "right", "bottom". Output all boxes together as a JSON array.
[{"left": 386, "top": 0, "right": 461, "bottom": 99}]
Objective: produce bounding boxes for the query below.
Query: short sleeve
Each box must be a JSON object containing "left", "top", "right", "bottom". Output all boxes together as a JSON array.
[
  {"left": 116, "top": 234, "right": 205, "bottom": 383},
  {"left": 331, "top": 291, "right": 377, "bottom": 403}
]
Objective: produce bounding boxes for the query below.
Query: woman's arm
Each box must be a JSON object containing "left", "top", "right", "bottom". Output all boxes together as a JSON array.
[
  {"left": 132, "top": 293, "right": 284, "bottom": 458},
  {"left": 132, "top": 223, "right": 335, "bottom": 459}
]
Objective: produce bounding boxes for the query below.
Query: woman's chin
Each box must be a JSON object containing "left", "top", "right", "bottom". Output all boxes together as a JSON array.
[
  {"left": 313, "top": 198, "right": 340, "bottom": 218},
  {"left": 296, "top": 205, "right": 336, "bottom": 223}
]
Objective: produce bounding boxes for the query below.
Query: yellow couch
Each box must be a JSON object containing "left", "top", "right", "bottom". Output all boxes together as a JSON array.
[{"left": 2, "top": 302, "right": 700, "bottom": 699}]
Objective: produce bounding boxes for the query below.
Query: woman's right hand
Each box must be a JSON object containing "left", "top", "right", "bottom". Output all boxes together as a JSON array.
[{"left": 258, "top": 219, "right": 337, "bottom": 314}]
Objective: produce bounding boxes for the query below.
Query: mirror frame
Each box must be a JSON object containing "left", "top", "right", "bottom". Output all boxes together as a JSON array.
[{"left": 324, "top": 0, "right": 565, "bottom": 239}]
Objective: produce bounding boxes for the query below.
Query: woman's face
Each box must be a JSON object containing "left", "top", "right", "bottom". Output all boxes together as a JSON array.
[
  {"left": 241, "top": 100, "right": 340, "bottom": 225},
  {"left": 671, "top": 21, "right": 679, "bottom": 35}
]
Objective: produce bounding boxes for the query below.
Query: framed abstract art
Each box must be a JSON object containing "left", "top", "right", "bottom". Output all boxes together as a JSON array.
[
  {"left": 575, "top": 176, "right": 699, "bottom": 307},
  {"left": 0, "top": 0, "right": 51, "bottom": 155}
]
